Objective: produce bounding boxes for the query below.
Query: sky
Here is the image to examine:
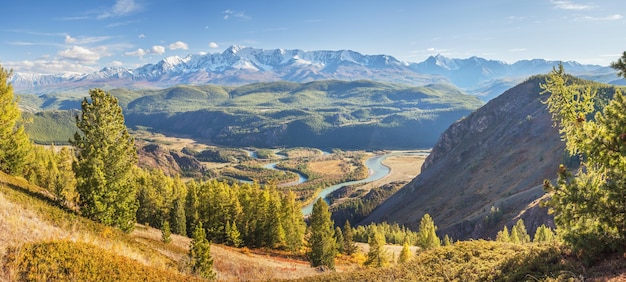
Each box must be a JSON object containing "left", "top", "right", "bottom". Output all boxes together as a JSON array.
[{"left": 1, "top": 0, "right": 625, "bottom": 75}]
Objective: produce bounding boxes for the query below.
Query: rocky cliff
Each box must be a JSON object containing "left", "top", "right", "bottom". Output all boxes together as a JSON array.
[{"left": 361, "top": 76, "right": 566, "bottom": 240}]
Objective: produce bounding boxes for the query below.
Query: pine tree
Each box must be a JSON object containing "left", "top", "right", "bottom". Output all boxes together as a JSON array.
[
  {"left": 161, "top": 220, "right": 172, "bottom": 244},
  {"left": 540, "top": 64, "right": 626, "bottom": 260},
  {"left": 170, "top": 194, "right": 187, "bottom": 235},
  {"left": 496, "top": 226, "right": 510, "bottom": 242},
  {"left": 343, "top": 220, "right": 357, "bottom": 255},
  {"left": 442, "top": 234, "right": 453, "bottom": 246},
  {"left": 71, "top": 89, "right": 138, "bottom": 233},
  {"left": 189, "top": 222, "right": 216, "bottom": 280},
  {"left": 398, "top": 241, "right": 411, "bottom": 263},
  {"left": 0, "top": 64, "right": 32, "bottom": 176},
  {"left": 365, "top": 229, "right": 388, "bottom": 267},
  {"left": 417, "top": 213, "right": 440, "bottom": 250},
  {"left": 307, "top": 198, "right": 337, "bottom": 270}
]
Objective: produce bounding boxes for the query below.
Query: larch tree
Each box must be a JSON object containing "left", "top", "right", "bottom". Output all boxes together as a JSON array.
[
  {"left": 398, "top": 241, "right": 412, "bottom": 263},
  {"left": 71, "top": 88, "right": 138, "bottom": 233},
  {"left": 511, "top": 219, "right": 530, "bottom": 244},
  {"left": 365, "top": 229, "right": 388, "bottom": 267},
  {"left": 0, "top": 64, "right": 32, "bottom": 176},
  {"left": 343, "top": 220, "right": 357, "bottom": 255},
  {"left": 416, "top": 213, "right": 440, "bottom": 250},
  {"left": 542, "top": 62, "right": 626, "bottom": 258},
  {"left": 307, "top": 198, "right": 337, "bottom": 270}
]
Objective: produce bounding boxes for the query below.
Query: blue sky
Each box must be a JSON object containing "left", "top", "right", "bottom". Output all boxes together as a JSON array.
[{"left": 2, "top": 0, "right": 625, "bottom": 74}]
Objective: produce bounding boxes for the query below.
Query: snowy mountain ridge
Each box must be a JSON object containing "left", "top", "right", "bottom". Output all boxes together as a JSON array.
[{"left": 10, "top": 45, "right": 618, "bottom": 100}]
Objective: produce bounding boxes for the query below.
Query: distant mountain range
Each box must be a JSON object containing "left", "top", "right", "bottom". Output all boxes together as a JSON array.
[{"left": 10, "top": 45, "right": 621, "bottom": 100}]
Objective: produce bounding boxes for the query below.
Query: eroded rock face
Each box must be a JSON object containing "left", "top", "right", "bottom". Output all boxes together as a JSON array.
[
  {"left": 362, "top": 76, "right": 564, "bottom": 240},
  {"left": 137, "top": 143, "right": 205, "bottom": 177}
]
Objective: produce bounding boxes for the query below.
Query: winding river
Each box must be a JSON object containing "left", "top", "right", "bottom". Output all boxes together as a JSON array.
[
  {"left": 244, "top": 149, "right": 417, "bottom": 216},
  {"left": 300, "top": 153, "right": 393, "bottom": 216}
]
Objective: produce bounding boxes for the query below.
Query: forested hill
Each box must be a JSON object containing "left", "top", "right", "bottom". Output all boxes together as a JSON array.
[
  {"left": 22, "top": 80, "right": 483, "bottom": 149},
  {"left": 360, "top": 76, "right": 623, "bottom": 240}
]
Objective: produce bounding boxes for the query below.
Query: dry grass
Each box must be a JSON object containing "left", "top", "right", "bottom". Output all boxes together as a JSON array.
[{"left": 308, "top": 160, "right": 346, "bottom": 177}]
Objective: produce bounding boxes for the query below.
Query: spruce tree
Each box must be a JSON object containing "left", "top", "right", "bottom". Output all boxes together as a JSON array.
[
  {"left": 71, "top": 88, "right": 138, "bottom": 232},
  {"left": 442, "top": 234, "right": 453, "bottom": 246},
  {"left": 189, "top": 222, "right": 216, "bottom": 280},
  {"left": 533, "top": 224, "right": 555, "bottom": 244},
  {"left": 0, "top": 64, "right": 32, "bottom": 176},
  {"left": 416, "top": 213, "right": 440, "bottom": 250},
  {"left": 365, "top": 229, "right": 388, "bottom": 267},
  {"left": 307, "top": 198, "right": 337, "bottom": 270}
]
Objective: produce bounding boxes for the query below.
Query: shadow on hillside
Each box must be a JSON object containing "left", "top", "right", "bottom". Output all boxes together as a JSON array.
[{"left": 0, "top": 174, "right": 79, "bottom": 217}]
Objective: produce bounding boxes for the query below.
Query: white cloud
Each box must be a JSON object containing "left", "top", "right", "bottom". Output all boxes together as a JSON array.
[
  {"left": 509, "top": 48, "right": 527, "bottom": 52},
  {"left": 208, "top": 42, "right": 219, "bottom": 49},
  {"left": 63, "top": 34, "right": 111, "bottom": 45},
  {"left": 58, "top": 46, "right": 100, "bottom": 63},
  {"left": 98, "top": 0, "right": 142, "bottom": 19},
  {"left": 5, "top": 59, "right": 98, "bottom": 74},
  {"left": 65, "top": 35, "right": 77, "bottom": 44},
  {"left": 222, "top": 9, "right": 251, "bottom": 20},
  {"left": 169, "top": 41, "right": 189, "bottom": 50},
  {"left": 125, "top": 48, "right": 147, "bottom": 56},
  {"left": 139, "top": 34, "right": 145, "bottom": 38},
  {"left": 150, "top": 45, "right": 165, "bottom": 55},
  {"left": 551, "top": 0, "right": 591, "bottom": 10},
  {"left": 109, "top": 61, "right": 124, "bottom": 67},
  {"left": 577, "top": 14, "right": 623, "bottom": 21},
  {"left": 124, "top": 45, "right": 166, "bottom": 56}
]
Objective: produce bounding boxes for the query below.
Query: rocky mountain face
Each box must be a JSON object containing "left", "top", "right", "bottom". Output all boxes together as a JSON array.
[
  {"left": 137, "top": 143, "right": 206, "bottom": 178},
  {"left": 11, "top": 46, "right": 617, "bottom": 100},
  {"left": 360, "top": 76, "right": 566, "bottom": 240}
]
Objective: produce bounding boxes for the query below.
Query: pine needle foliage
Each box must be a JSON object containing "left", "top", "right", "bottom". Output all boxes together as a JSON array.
[
  {"left": 71, "top": 89, "right": 138, "bottom": 233},
  {"left": 541, "top": 63, "right": 626, "bottom": 260}
]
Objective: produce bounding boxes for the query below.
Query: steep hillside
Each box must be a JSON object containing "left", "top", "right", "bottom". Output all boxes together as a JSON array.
[
  {"left": 23, "top": 80, "right": 483, "bottom": 149},
  {"left": 361, "top": 76, "right": 566, "bottom": 239}
]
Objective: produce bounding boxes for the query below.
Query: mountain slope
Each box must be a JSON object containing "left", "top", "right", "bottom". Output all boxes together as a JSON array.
[
  {"left": 23, "top": 80, "right": 483, "bottom": 149},
  {"left": 360, "top": 76, "right": 566, "bottom": 239},
  {"left": 11, "top": 46, "right": 617, "bottom": 100}
]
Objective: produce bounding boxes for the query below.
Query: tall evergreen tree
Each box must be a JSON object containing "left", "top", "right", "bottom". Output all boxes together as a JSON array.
[
  {"left": 307, "top": 198, "right": 337, "bottom": 270},
  {"left": 416, "top": 213, "right": 440, "bottom": 250},
  {"left": 343, "top": 220, "right": 357, "bottom": 255},
  {"left": 533, "top": 224, "right": 556, "bottom": 244},
  {"left": 282, "top": 191, "right": 306, "bottom": 254},
  {"left": 71, "top": 88, "right": 138, "bottom": 232},
  {"left": 189, "top": 222, "right": 216, "bottom": 280},
  {"left": 334, "top": 226, "right": 344, "bottom": 254},
  {"left": 0, "top": 65, "right": 32, "bottom": 176},
  {"left": 541, "top": 63, "right": 626, "bottom": 257}
]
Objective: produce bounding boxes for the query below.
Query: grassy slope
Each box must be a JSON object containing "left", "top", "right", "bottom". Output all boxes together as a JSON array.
[
  {"left": 0, "top": 171, "right": 319, "bottom": 281},
  {"left": 1, "top": 170, "right": 625, "bottom": 281}
]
